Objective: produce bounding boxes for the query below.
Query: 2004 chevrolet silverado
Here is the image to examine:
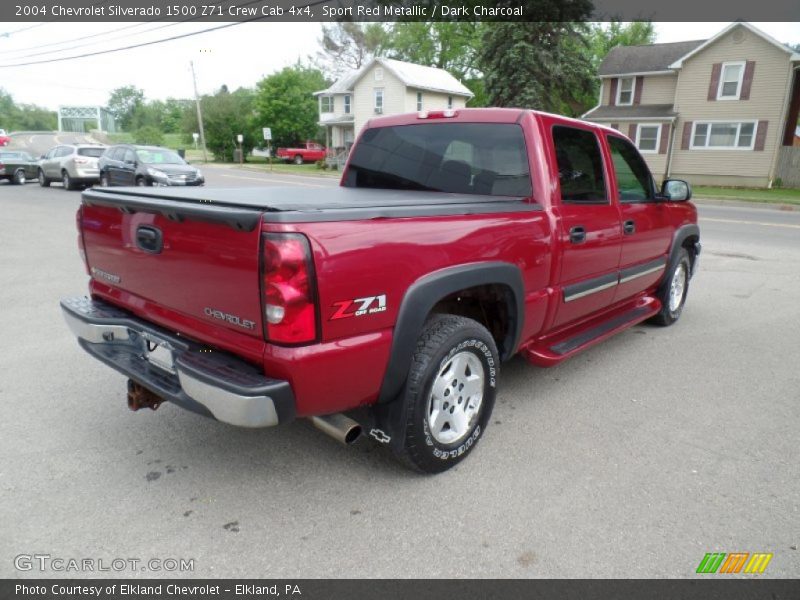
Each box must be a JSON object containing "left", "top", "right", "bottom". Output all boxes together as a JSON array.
[{"left": 61, "top": 108, "right": 700, "bottom": 473}]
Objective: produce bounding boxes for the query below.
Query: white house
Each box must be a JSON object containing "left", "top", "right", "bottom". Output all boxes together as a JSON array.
[{"left": 314, "top": 57, "right": 473, "bottom": 156}]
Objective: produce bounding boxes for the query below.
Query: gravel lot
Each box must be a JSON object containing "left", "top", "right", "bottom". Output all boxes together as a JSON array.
[{"left": 1, "top": 169, "right": 798, "bottom": 578}]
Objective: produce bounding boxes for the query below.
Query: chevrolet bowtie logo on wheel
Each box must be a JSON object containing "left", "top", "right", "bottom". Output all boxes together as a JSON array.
[{"left": 696, "top": 552, "right": 773, "bottom": 574}]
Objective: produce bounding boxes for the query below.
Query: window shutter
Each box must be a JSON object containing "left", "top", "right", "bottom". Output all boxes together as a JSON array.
[
  {"left": 633, "top": 76, "right": 644, "bottom": 105},
  {"left": 609, "top": 78, "right": 618, "bottom": 106},
  {"left": 659, "top": 123, "right": 671, "bottom": 154},
  {"left": 708, "top": 63, "right": 722, "bottom": 101},
  {"left": 754, "top": 121, "right": 768, "bottom": 151},
  {"left": 740, "top": 61, "right": 756, "bottom": 100},
  {"left": 681, "top": 122, "right": 693, "bottom": 150},
  {"left": 628, "top": 123, "right": 637, "bottom": 140}
]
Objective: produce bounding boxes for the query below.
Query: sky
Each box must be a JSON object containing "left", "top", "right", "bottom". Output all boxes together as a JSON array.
[{"left": 0, "top": 21, "right": 797, "bottom": 109}]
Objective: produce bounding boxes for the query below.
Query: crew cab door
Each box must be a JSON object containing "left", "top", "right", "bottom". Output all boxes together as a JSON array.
[
  {"left": 549, "top": 124, "right": 622, "bottom": 329},
  {"left": 605, "top": 134, "right": 673, "bottom": 301}
]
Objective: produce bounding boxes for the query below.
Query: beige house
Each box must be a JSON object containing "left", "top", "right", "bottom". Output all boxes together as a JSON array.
[
  {"left": 314, "top": 57, "right": 473, "bottom": 158},
  {"left": 583, "top": 22, "right": 800, "bottom": 187}
]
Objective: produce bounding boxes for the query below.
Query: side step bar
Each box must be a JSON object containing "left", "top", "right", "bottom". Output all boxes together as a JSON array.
[{"left": 523, "top": 297, "right": 660, "bottom": 367}]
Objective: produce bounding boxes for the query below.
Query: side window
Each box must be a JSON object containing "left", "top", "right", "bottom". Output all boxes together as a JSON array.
[
  {"left": 552, "top": 126, "right": 608, "bottom": 204},
  {"left": 123, "top": 149, "right": 137, "bottom": 163},
  {"left": 607, "top": 135, "right": 655, "bottom": 202}
]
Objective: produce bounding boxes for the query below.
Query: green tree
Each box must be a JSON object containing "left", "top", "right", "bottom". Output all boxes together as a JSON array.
[
  {"left": 315, "top": 22, "right": 388, "bottom": 77},
  {"left": 133, "top": 125, "right": 164, "bottom": 146},
  {"left": 107, "top": 85, "right": 144, "bottom": 131},
  {"left": 184, "top": 86, "right": 258, "bottom": 162},
  {"left": 479, "top": 20, "right": 595, "bottom": 116},
  {"left": 587, "top": 21, "right": 656, "bottom": 69},
  {"left": 253, "top": 64, "right": 327, "bottom": 150},
  {"left": 0, "top": 87, "right": 57, "bottom": 131}
]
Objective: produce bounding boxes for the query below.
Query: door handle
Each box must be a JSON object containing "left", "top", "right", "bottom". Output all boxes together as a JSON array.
[
  {"left": 136, "top": 226, "right": 163, "bottom": 254},
  {"left": 569, "top": 226, "right": 586, "bottom": 244},
  {"left": 623, "top": 220, "right": 636, "bottom": 235}
]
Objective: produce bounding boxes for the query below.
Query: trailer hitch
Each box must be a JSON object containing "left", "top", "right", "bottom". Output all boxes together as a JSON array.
[{"left": 127, "top": 379, "right": 164, "bottom": 411}]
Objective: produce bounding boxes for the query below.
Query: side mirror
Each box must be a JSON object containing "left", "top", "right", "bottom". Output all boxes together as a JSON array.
[{"left": 660, "top": 179, "right": 692, "bottom": 202}]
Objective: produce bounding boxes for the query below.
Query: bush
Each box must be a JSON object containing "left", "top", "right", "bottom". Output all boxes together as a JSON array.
[
  {"left": 133, "top": 126, "right": 165, "bottom": 146},
  {"left": 315, "top": 159, "right": 328, "bottom": 170}
]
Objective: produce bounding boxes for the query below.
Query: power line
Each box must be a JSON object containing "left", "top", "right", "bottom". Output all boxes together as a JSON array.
[
  {"left": 0, "top": 24, "right": 46, "bottom": 39},
  {"left": 0, "top": 22, "right": 157, "bottom": 56}
]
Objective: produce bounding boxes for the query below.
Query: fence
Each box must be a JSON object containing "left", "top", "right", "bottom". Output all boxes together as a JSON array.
[{"left": 775, "top": 146, "right": 800, "bottom": 188}]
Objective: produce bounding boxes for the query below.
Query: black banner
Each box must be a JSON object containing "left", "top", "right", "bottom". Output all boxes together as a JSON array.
[
  {"left": 2, "top": 0, "right": 799, "bottom": 22},
  {"left": 3, "top": 579, "right": 800, "bottom": 600}
]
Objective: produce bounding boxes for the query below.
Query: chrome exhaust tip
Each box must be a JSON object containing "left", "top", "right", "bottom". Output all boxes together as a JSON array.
[{"left": 311, "top": 414, "right": 362, "bottom": 445}]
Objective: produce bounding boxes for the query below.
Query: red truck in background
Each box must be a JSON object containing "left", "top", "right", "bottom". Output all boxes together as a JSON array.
[
  {"left": 61, "top": 108, "right": 700, "bottom": 473},
  {"left": 275, "top": 141, "right": 326, "bottom": 164}
]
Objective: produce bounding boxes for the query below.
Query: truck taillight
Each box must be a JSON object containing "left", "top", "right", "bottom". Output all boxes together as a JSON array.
[
  {"left": 261, "top": 233, "right": 318, "bottom": 344},
  {"left": 76, "top": 206, "right": 89, "bottom": 274}
]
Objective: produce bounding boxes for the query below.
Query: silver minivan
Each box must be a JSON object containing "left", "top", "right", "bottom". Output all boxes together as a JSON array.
[{"left": 38, "top": 144, "right": 106, "bottom": 190}]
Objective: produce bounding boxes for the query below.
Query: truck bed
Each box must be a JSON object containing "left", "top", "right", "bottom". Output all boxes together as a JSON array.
[{"left": 83, "top": 186, "right": 540, "bottom": 226}]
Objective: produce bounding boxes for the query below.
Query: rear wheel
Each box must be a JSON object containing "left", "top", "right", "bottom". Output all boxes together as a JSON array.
[
  {"left": 651, "top": 248, "right": 691, "bottom": 326},
  {"left": 293, "top": 155, "right": 303, "bottom": 165},
  {"left": 62, "top": 171, "right": 76, "bottom": 191},
  {"left": 38, "top": 169, "right": 50, "bottom": 187},
  {"left": 393, "top": 314, "right": 499, "bottom": 474},
  {"left": 13, "top": 169, "right": 26, "bottom": 185}
]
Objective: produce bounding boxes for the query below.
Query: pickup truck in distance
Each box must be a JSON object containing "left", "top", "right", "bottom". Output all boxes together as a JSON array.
[
  {"left": 61, "top": 108, "right": 700, "bottom": 473},
  {"left": 275, "top": 142, "right": 326, "bottom": 164}
]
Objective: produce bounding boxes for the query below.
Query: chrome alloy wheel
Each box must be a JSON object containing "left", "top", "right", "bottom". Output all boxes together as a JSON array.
[
  {"left": 426, "top": 351, "right": 485, "bottom": 445},
  {"left": 669, "top": 263, "right": 687, "bottom": 312}
]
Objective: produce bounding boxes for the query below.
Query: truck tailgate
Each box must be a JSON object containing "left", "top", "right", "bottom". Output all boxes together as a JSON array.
[{"left": 80, "top": 187, "right": 265, "bottom": 339}]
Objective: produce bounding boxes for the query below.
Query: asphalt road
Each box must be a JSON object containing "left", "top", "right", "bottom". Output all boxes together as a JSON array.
[{"left": 1, "top": 165, "right": 798, "bottom": 579}]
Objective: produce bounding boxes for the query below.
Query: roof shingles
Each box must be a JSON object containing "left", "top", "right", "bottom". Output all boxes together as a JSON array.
[{"left": 598, "top": 40, "right": 705, "bottom": 76}]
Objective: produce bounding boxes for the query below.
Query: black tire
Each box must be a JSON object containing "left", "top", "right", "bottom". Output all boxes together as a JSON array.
[
  {"left": 12, "top": 169, "right": 26, "bottom": 185},
  {"left": 135, "top": 176, "right": 148, "bottom": 187},
  {"left": 293, "top": 155, "right": 303, "bottom": 165},
  {"left": 651, "top": 248, "right": 691, "bottom": 326},
  {"left": 394, "top": 314, "right": 499, "bottom": 474},
  {"left": 38, "top": 169, "right": 50, "bottom": 187},
  {"left": 99, "top": 173, "right": 109, "bottom": 187},
  {"left": 62, "top": 171, "right": 76, "bottom": 191}
]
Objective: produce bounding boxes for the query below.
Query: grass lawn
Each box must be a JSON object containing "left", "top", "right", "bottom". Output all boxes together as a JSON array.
[
  {"left": 233, "top": 157, "right": 340, "bottom": 177},
  {"left": 693, "top": 186, "right": 800, "bottom": 206}
]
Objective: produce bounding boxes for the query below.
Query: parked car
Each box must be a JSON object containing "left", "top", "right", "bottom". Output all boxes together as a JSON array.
[
  {"left": 0, "top": 129, "right": 10, "bottom": 146},
  {"left": 276, "top": 142, "right": 326, "bottom": 164},
  {"left": 61, "top": 108, "right": 699, "bottom": 473},
  {"left": 0, "top": 150, "right": 38, "bottom": 184},
  {"left": 38, "top": 144, "right": 106, "bottom": 190},
  {"left": 98, "top": 145, "right": 204, "bottom": 187}
]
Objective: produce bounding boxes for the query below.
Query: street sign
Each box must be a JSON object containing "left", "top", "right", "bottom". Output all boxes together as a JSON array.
[
  {"left": 192, "top": 133, "right": 199, "bottom": 142},
  {"left": 237, "top": 134, "right": 244, "bottom": 143},
  {"left": 262, "top": 127, "right": 272, "bottom": 141}
]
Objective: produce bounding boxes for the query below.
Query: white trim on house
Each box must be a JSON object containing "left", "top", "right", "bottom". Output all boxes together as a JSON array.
[
  {"left": 589, "top": 116, "right": 677, "bottom": 122},
  {"left": 669, "top": 22, "right": 800, "bottom": 69},
  {"left": 599, "top": 70, "right": 675, "bottom": 79},
  {"left": 580, "top": 80, "right": 605, "bottom": 119},
  {"left": 635, "top": 123, "right": 661, "bottom": 153},
  {"left": 616, "top": 76, "right": 636, "bottom": 105},
  {"left": 689, "top": 120, "right": 759, "bottom": 150},
  {"left": 717, "top": 60, "right": 746, "bottom": 100}
]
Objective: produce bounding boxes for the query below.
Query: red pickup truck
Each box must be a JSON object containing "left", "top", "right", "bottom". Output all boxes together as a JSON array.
[
  {"left": 62, "top": 108, "right": 700, "bottom": 473},
  {"left": 275, "top": 142, "right": 326, "bottom": 164}
]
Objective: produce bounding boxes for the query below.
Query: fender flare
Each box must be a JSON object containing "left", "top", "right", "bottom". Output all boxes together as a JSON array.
[
  {"left": 377, "top": 261, "right": 524, "bottom": 405},
  {"left": 660, "top": 223, "right": 700, "bottom": 289}
]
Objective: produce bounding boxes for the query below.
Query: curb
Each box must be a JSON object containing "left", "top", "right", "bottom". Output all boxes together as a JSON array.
[{"left": 693, "top": 197, "right": 798, "bottom": 211}]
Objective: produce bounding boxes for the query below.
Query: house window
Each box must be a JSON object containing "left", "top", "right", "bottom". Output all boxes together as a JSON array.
[
  {"left": 344, "top": 95, "right": 351, "bottom": 114},
  {"left": 617, "top": 77, "right": 635, "bottom": 106},
  {"left": 635, "top": 124, "right": 661, "bottom": 153},
  {"left": 320, "top": 96, "right": 334, "bottom": 113},
  {"left": 374, "top": 68, "right": 383, "bottom": 82},
  {"left": 691, "top": 121, "right": 756, "bottom": 149},
  {"left": 374, "top": 88, "right": 384, "bottom": 114},
  {"left": 718, "top": 61, "right": 745, "bottom": 99},
  {"left": 447, "top": 96, "right": 453, "bottom": 109},
  {"left": 416, "top": 92, "right": 423, "bottom": 111}
]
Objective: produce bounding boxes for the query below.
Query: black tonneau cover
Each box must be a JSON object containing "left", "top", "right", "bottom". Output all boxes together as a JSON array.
[{"left": 83, "top": 186, "right": 540, "bottom": 229}]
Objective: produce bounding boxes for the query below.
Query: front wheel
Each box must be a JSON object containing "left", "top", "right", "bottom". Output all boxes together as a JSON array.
[
  {"left": 38, "top": 169, "right": 50, "bottom": 187},
  {"left": 293, "top": 155, "right": 303, "bottom": 165},
  {"left": 62, "top": 171, "right": 76, "bottom": 191},
  {"left": 651, "top": 248, "right": 691, "bottom": 326},
  {"left": 13, "top": 170, "right": 26, "bottom": 185},
  {"left": 135, "top": 176, "right": 148, "bottom": 187},
  {"left": 394, "top": 314, "right": 499, "bottom": 474}
]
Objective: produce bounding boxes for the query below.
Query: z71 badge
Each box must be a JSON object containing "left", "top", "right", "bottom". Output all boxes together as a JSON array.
[{"left": 330, "top": 294, "right": 387, "bottom": 320}]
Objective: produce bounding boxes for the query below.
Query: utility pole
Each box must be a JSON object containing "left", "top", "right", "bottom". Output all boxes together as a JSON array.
[{"left": 190, "top": 60, "right": 208, "bottom": 163}]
